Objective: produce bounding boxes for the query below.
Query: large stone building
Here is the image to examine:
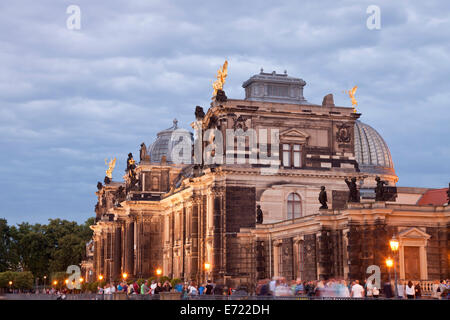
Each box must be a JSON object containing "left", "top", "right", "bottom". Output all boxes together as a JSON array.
[{"left": 83, "top": 70, "right": 449, "bottom": 288}]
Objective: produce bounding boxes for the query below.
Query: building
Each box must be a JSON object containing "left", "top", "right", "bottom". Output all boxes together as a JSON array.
[{"left": 84, "top": 70, "right": 449, "bottom": 289}]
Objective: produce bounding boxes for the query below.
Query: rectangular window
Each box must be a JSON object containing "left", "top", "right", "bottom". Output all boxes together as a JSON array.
[
  {"left": 282, "top": 144, "right": 290, "bottom": 167},
  {"left": 293, "top": 144, "right": 301, "bottom": 167},
  {"left": 282, "top": 143, "right": 302, "bottom": 168}
]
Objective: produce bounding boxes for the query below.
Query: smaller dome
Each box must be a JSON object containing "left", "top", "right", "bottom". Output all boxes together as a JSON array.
[
  {"left": 354, "top": 120, "right": 395, "bottom": 176},
  {"left": 148, "top": 119, "right": 193, "bottom": 164}
]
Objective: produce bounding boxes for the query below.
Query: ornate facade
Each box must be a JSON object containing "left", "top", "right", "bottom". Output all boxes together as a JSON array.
[{"left": 84, "top": 70, "right": 449, "bottom": 289}]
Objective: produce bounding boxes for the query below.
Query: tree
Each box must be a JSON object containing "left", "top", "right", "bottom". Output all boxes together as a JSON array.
[
  {"left": 0, "top": 219, "right": 14, "bottom": 272},
  {"left": 2, "top": 217, "right": 94, "bottom": 279},
  {"left": 0, "top": 271, "right": 33, "bottom": 290}
]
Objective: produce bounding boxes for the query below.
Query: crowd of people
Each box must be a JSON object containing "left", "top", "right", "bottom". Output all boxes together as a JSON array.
[
  {"left": 254, "top": 277, "right": 450, "bottom": 299},
  {"left": 97, "top": 279, "right": 220, "bottom": 297},
  {"left": 91, "top": 277, "right": 450, "bottom": 299},
  {"left": 6, "top": 278, "right": 449, "bottom": 300}
]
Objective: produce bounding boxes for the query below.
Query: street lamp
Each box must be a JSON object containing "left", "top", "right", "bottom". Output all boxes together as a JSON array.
[
  {"left": 98, "top": 275, "right": 104, "bottom": 281},
  {"left": 122, "top": 273, "right": 128, "bottom": 281},
  {"left": 156, "top": 268, "right": 162, "bottom": 276},
  {"left": 386, "top": 258, "right": 393, "bottom": 298},
  {"left": 385, "top": 258, "right": 393, "bottom": 268},
  {"left": 43, "top": 275, "right": 47, "bottom": 290},
  {"left": 389, "top": 238, "right": 399, "bottom": 252},
  {"left": 8, "top": 280, "right": 12, "bottom": 293},
  {"left": 389, "top": 236, "right": 399, "bottom": 298},
  {"left": 204, "top": 263, "right": 211, "bottom": 282}
]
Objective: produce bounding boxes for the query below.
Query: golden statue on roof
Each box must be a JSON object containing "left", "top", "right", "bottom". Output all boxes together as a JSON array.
[
  {"left": 105, "top": 157, "right": 116, "bottom": 179},
  {"left": 212, "top": 60, "right": 228, "bottom": 96},
  {"left": 344, "top": 86, "right": 358, "bottom": 113}
]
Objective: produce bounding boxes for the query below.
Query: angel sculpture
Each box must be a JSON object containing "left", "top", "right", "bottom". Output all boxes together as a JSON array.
[
  {"left": 105, "top": 157, "right": 117, "bottom": 179},
  {"left": 344, "top": 86, "right": 358, "bottom": 113},
  {"left": 212, "top": 60, "right": 228, "bottom": 96}
]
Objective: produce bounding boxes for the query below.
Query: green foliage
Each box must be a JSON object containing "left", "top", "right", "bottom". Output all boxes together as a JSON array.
[
  {"left": 0, "top": 271, "right": 34, "bottom": 289},
  {"left": 0, "top": 217, "right": 94, "bottom": 279},
  {"left": 159, "top": 275, "right": 171, "bottom": 284},
  {"left": 0, "top": 219, "right": 18, "bottom": 271},
  {"left": 171, "top": 278, "right": 182, "bottom": 288},
  {"left": 82, "top": 280, "right": 105, "bottom": 293}
]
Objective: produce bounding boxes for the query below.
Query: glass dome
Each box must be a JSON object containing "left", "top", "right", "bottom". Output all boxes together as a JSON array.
[
  {"left": 354, "top": 120, "right": 395, "bottom": 176},
  {"left": 148, "top": 119, "right": 193, "bottom": 164}
]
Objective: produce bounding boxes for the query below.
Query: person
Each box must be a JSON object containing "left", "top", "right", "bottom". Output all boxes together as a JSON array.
[
  {"left": 414, "top": 282, "right": 422, "bottom": 299},
  {"left": 432, "top": 280, "right": 440, "bottom": 299},
  {"left": 141, "top": 280, "right": 150, "bottom": 295},
  {"left": 127, "top": 283, "right": 135, "bottom": 294},
  {"left": 305, "top": 281, "right": 315, "bottom": 297},
  {"left": 294, "top": 278, "right": 304, "bottom": 296},
  {"left": 213, "top": 284, "right": 224, "bottom": 295},
  {"left": 339, "top": 280, "right": 350, "bottom": 297},
  {"left": 351, "top": 280, "right": 365, "bottom": 298},
  {"left": 188, "top": 281, "right": 198, "bottom": 296},
  {"left": 198, "top": 283, "right": 205, "bottom": 295},
  {"left": 174, "top": 282, "right": 183, "bottom": 293},
  {"left": 97, "top": 285, "right": 104, "bottom": 295},
  {"left": 205, "top": 280, "right": 214, "bottom": 295},
  {"left": 365, "top": 280, "right": 373, "bottom": 298},
  {"left": 162, "top": 281, "right": 172, "bottom": 292},
  {"left": 397, "top": 280, "right": 405, "bottom": 299},
  {"left": 150, "top": 280, "right": 157, "bottom": 295},
  {"left": 315, "top": 280, "right": 324, "bottom": 297},
  {"left": 439, "top": 280, "right": 447, "bottom": 299},
  {"left": 117, "top": 282, "right": 123, "bottom": 292},
  {"left": 269, "top": 277, "right": 277, "bottom": 295},
  {"left": 372, "top": 285, "right": 380, "bottom": 298},
  {"left": 133, "top": 281, "right": 140, "bottom": 295},
  {"left": 274, "top": 277, "right": 292, "bottom": 297},
  {"left": 110, "top": 282, "right": 116, "bottom": 294},
  {"left": 383, "top": 280, "right": 393, "bottom": 298},
  {"left": 405, "top": 281, "right": 415, "bottom": 299},
  {"left": 154, "top": 282, "right": 163, "bottom": 295}
]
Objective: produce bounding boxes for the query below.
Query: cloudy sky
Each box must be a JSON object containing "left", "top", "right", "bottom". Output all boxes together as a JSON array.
[{"left": 0, "top": 0, "right": 449, "bottom": 225}]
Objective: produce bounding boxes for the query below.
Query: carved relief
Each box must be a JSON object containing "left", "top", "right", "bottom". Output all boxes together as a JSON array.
[
  {"left": 231, "top": 114, "right": 250, "bottom": 131},
  {"left": 336, "top": 123, "right": 351, "bottom": 143}
]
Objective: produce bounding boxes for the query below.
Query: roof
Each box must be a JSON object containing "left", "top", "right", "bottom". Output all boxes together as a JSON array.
[
  {"left": 354, "top": 120, "right": 395, "bottom": 176},
  {"left": 148, "top": 119, "right": 193, "bottom": 164},
  {"left": 242, "top": 70, "right": 310, "bottom": 105},
  {"left": 416, "top": 188, "right": 449, "bottom": 206}
]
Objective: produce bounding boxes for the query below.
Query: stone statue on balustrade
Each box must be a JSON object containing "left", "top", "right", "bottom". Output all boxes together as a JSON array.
[
  {"left": 345, "top": 177, "right": 360, "bottom": 203},
  {"left": 256, "top": 205, "right": 263, "bottom": 224},
  {"left": 375, "top": 176, "right": 387, "bottom": 201},
  {"left": 319, "top": 186, "right": 328, "bottom": 209}
]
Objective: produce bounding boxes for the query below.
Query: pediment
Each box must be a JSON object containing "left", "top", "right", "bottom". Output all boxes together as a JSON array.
[
  {"left": 398, "top": 227, "right": 431, "bottom": 240},
  {"left": 280, "top": 128, "right": 310, "bottom": 143}
]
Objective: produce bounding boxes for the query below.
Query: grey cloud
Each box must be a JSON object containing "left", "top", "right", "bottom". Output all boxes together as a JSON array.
[{"left": 0, "top": 0, "right": 449, "bottom": 224}]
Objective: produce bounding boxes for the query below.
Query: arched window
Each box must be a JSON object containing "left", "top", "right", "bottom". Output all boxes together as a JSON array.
[{"left": 287, "top": 193, "right": 302, "bottom": 219}]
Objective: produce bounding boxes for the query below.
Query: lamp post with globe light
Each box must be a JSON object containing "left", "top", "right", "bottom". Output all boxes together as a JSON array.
[
  {"left": 386, "top": 258, "right": 393, "bottom": 287},
  {"left": 204, "top": 263, "right": 211, "bottom": 282},
  {"left": 389, "top": 236, "right": 399, "bottom": 297}
]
